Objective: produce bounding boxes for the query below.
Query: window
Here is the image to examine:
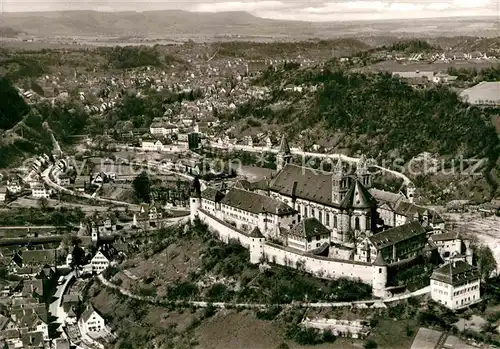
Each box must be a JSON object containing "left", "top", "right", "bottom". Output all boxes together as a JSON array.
[
  {"left": 307, "top": 237, "right": 312, "bottom": 243},
  {"left": 334, "top": 215, "right": 337, "bottom": 228},
  {"left": 379, "top": 268, "right": 382, "bottom": 273},
  {"left": 316, "top": 235, "right": 321, "bottom": 241},
  {"left": 318, "top": 211, "right": 322, "bottom": 223},
  {"left": 311, "top": 208, "right": 315, "bottom": 217},
  {"left": 355, "top": 217, "right": 360, "bottom": 230},
  {"left": 326, "top": 213, "right": 330, "bottom": 226}
]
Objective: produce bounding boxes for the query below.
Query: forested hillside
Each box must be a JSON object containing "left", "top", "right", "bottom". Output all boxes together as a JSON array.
[
  {"left": 228, "top": 63, "right": 500, "bottom": 201},
  {"left": 0, "top": 78, "right": 52, "bottom": 168},
  {"left": 0, "top": 77, "right": 29, "bottom": 130}
]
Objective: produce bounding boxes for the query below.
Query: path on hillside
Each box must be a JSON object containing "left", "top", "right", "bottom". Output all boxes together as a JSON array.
[
  {"left": 207, "top": 142, "right": 411, "bottom": 185},
  {"left": 0, "top": 225, "right": 66, "bottom": 229},
  {"left": 98, "top": 274, "right": 429, "bottom": 309}
]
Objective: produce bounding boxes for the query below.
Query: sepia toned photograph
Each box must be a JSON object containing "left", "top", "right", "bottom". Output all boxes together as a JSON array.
[{"left": 0, "top": 0, "right": 499, "bottom": 348}]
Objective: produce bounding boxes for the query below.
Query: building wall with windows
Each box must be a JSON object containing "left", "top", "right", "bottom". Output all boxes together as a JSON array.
[
  {"left": 90, "top": 251, "right": 110, "bottom": 274},
  {"left": 430, "top": 278, "right": 480, "bottom": 310}
]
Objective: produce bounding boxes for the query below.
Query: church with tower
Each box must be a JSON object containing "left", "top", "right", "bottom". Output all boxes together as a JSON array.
[{"left": 264, "top": 135, "right": 378, "bottom": 242}]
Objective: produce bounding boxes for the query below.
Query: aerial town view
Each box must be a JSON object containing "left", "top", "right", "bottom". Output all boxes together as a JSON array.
[{"left": 0, "top": 1, "right": 500, "bottom": 349}]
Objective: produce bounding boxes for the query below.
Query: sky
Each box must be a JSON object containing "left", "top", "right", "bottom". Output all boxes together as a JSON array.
[{"left": 1, "top": 0, "right": 498, "bottom": 21}]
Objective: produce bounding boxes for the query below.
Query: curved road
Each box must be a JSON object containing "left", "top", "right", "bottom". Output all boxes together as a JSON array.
[
  {"left": 98, "top": 274, "right": 429, "bottom": 309},
  {"left": 42, "top": 165, "right": 141, "bottom": 210},
  {"left": 207, "top": 142, "right": 411, "bottom": 185}
]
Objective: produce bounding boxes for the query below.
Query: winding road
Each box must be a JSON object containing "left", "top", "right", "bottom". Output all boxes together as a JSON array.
[
  {"left": 42, "top": 165, "right": 141, "bottom": 210},
  {"left": 207, "top": 142, "right": 411, "bottom": 185},
  {"left": 98, "top": 274, "right": 429, "bottom": 309}
]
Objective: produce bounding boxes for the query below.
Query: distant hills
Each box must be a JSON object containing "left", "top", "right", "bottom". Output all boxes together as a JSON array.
[{"left": 0, "top": 11, "right": 498, "bottom": 39}]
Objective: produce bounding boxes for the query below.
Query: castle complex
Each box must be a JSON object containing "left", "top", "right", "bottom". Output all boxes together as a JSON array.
[{"left": 190, "top": 136, "right": 474, "bottom": 299}]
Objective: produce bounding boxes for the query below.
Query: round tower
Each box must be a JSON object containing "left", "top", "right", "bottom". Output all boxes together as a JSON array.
[
  {"left": 132, "top": 213, "right": 138, "bottom": 228},
  {"left": 406, "top": 182, "right": 416, "bottom": 203},
  {"left": 190, "top": 176, "right": 202, "bottom": 222},
  {"left": 249, "top": 227, "right": 265, "bottom": 264},
  {"left": 464, "top": 239, "right": 473, "bottom": 265},
  {"left": 372, "top": 252, "right": 388, "bottom": 298}
]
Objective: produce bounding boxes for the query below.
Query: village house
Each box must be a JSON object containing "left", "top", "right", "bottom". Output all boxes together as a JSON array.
[
  {"left": 392, "top": 70, "right": 434, "bottom": 80},
  {"left": 430, "top": 260, "right": 481, "bottom": 310},
  {"left": 31, "top": 184, "right": 51, "bottom": 199},
  {"left": 7, "top": 179, "right": 22, "bottom": 194},
  {"left": 0, "top": 186, "right": 6, "bottom": 202},
  {"left": 10, "top": 306, "right": 49, "bottom": 341},
  {"left": 90, "top": 248, "right": 116, "bottom": 274},
  {"left": 142, "top": 138, "right": 164, "bottom": 152},
  {"left": 432, "top": 73, "right": 458, "bottom": 84},
  {"left": 301, "top": 317, "right": 370, "bottom": 339},
  {"left": 85, "top": 213, "right": 117, "bottom": 242},
  {"left": 73, "top": 176, "right": 87, "bottom": 192},
  {"left": 78, "top": 304, "right": 107, "bottom": 336},
  {"left": 430, "top": 232, "right": 473, "bottom": 264},
  {"left": 356, "top": 221, "right": 427, "bottom": 264},
  {"left": 150, "top": 122, "right": 179, "bottom": 136},
  {"left": 133, "top": 203, "right": 167, "bottom": 228},
  {"left": 56, "top": 172, "right": 71, "bottom": 187}
]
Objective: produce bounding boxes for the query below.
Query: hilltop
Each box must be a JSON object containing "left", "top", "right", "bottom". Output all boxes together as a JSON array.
[
  {"left": 226, "top": 63, "right": 500, "bottom": 202},
  {"left": 1, "top": 11, "right": 498, "bottom": 39}
]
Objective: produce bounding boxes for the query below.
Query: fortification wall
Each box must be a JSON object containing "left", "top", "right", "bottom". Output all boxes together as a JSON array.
[
  {"left": 196, "top": 208, "right": 375, "bottom": 287},
  {"left": 262, "top": 243, "right": 373, "bottom": 285},
  {"left": 197, "top": 209, "right": 252, "bottom": 247}
]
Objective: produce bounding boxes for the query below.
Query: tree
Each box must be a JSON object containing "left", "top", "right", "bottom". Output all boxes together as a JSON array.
[
  {"left": 70, "top": 244, "right": 85, "bottom": 270},
  {"left": 476, "top": 245, "right": 497, "bottom": 280},
  {"left": 37, "top": 197, "right": 49, "bottom": 210},
  {"left": 364, "top": 340, "right": 378, "bottom": 349},
  {"left": 132, "top": 171, "right": 152, "bottom": 203}
]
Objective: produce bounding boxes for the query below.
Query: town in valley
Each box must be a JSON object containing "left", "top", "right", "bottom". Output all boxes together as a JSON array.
[{"left": 0, "top": 10, "right": 500, "bottom": 349}]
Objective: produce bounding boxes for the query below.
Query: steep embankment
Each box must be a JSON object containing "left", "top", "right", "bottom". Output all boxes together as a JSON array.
[{"left": 0, "top": 78, "right": 52, "bottom": 168}]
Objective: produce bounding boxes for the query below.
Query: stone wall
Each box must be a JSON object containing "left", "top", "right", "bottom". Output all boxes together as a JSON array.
[
  {"left": 262, "top": 242, "right": 373, "bottom": 285},
  {"left": 196, "top": 208, "right": 377, "bottom": 288}
]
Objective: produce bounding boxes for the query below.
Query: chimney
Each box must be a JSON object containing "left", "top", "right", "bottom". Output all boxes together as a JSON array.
[{"left": 291, "top": 181, "right": 298, "bottom": 199}]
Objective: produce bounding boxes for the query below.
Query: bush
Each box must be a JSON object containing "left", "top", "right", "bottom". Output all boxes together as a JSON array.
[
  {"left": 364, "top": 339, "right": 378, "bottom": 349},
  {"left": 256, "top": 306, "right": 282, "bottom": 320},
  {"left": 202, "top": 304, "right": 217, "bottom": 318},
  {"left": 206, "top": 283, "right": 231, "bottom": 302}
]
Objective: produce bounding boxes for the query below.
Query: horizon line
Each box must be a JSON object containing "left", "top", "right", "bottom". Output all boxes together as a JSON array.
[{"left": 0, "top": 9, "right": 498, "bottom": 23}]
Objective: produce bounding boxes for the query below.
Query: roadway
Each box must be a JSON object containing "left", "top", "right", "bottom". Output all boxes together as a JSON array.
[
  {"left": 42, "top": 165, "right": 141, "bottom": 210},
  {"left": 49, "top": 271, "right": 75, "bottom": 329},
  {"left": 207, "top": 142, "right": 411, "bottom": 185},
  {"left": 98, "top": 273, "right": 430, "bottom": 309}
]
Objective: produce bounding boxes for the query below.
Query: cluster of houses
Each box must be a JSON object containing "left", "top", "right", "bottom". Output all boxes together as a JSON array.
[
  {"left": 377, "top": 50, "right": 499, "bottom": 63},
  {"left": 0, "top": 213, "right": 128, "bottom": 347},
  {"left": 391, "top": 70, "right": 458, "bottom": 88},
  {"left": 0, "top": 245, "right": 57, "bottom": 348}
]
